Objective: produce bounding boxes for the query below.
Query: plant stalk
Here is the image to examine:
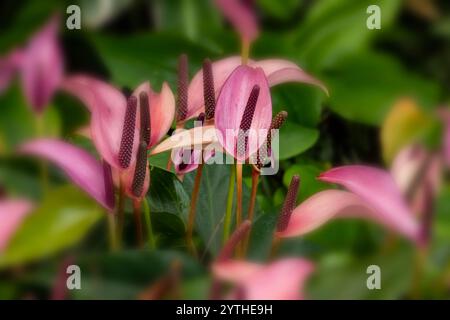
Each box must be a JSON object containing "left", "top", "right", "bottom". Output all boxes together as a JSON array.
[
  {"left": 186, "top": 163, "right": 204, "bottom": 256},
  {"left": 133, "top": 199, "right": 144, "bottom": 248},
  {"left": 143, "top": 197, "right": 155, "bottom": 249},
  {"left": 107, "top": 213, "right": 118, "bottom": 251},
  {"left": 222, "top": 165, "right": 236, "bottom": 244},
  {"left": 242, "top": 167, "right": 259, "bottom": 256},
  {"left": 235, "top": 163, "right": 244, "bottom": 257},
  {"left": 241, "top": 39, "right": 250, "bottom": 65}
]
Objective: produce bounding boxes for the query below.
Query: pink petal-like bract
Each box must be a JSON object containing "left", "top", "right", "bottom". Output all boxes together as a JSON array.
[
  {"left": 132, "top": 81, "right": 175, "bottom": 148},
  {"left": 20, "top": 16, "right": 63, "bottom": 113},
  {"left": 19, "top": 139, "right": 114, "bottom": 211},
  {"left": 213, "top": 258, "right": 315, "bottom": 300},
  {"left": 215, "top": 65, "right": 272, "bottom": 161},
  {"left": 390, "top": 145, "right": 442, "bottom": 216},
  {"left": 62, "top": 75, "right": 137, "bottom": 169},
  {"left": 150, "top": 125, "right": 218, "bottom": 155},
  {"left": 0, "top": 199, "right": 33, "bottom": 251},
  {"left": 187, "top": 56, "right": 327, "bottom": 120},
  {"left": 215, "top": 0, "right": 259, "bottom": 43},
  {"left": 317, "top": 165, "right": 420, "bottom": 242}
]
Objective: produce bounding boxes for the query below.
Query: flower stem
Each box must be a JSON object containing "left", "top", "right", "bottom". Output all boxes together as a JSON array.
[
  {"left": 235, "top": 163, "right": 243, "bottom": 227},
  {"left": 241, "top": 39, "right": 250, "bottom": 65},
  {"left": 35, "top": 114, "right": 49, "bottom": 195},
  {"left": 116, "top": 178, "right": 126, "bottom": 247},
  {"left": 186, "top": 163, "right": 204, "bottom": 256},
  {"left": 107, "top": 213, "right": 118, "bottom": 251},
  {"left": 222, "top": 164, "right": 236, "bottom": 244},
  {"left": 142, "top": 197, "right": 155, "bottom": 250},
  {"left": 235, "top": 163, "right": 244, "bottom": 257},
  {"left": 166, "top": 157, "right": 173, "bottom": 171},
  {"left": 133, "top": 199, "right": 144, "bottom": 248},
  {"left": 410, "top": 246, "right": 428, "bottom": 299},
  {"left": 242, "top": 167, "right": 259, "bottom": 256}
]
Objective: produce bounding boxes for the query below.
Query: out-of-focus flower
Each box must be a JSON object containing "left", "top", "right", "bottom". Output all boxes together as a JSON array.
[
  {"left": 0, "top": 15, "right": 63, "bottom": 114},
  {"left": 390, "top": 144, "right": 442, "bottom": 216},
  {"left": 61, "top": 75, "right": 175, "bottom": 199},
  {"left": 211, "top": 219, "right": 314, "bottom": 300},
  {"left": 213, "top": 258, "right": 314, "bottom": 300},
  {"left": 0, "top": 199, "right": 33, "bottom": 251},
  {"left": 277, "top": 166, "right": 422, "bottom": 244},
  {"left": 19, "top": 139, "right": 115, "bottom": 211},
  {"left": 215, "top": 0, "right": 259, "bottom": 43},
  {"left": 186, "top": 56, "right": 328, "bottom": 121}
]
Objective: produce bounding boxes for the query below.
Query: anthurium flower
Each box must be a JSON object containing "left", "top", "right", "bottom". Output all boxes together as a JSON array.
[
  {"left": 213, "top": 258, "right": 314, "bottom": 300},
  {"left": 215, "top": 0, "right": 259, "bottom": 43},
  {"left": 277, "top": 166, "right": 422, "bottom": 243},
  {"left": 0, "top": 15, "right": 63, "bottom": 113},
  {"left": 172, "top": 114, "right": 206, "bottom": 174},
  {"left": 186, "top": 56, "right": 328, "bottom": 120},
  {"left": 215, "top": 65, "right": 272, "bottom": 162},
  {"left": 62, "top": 76, "right": 175, "bottom": 198},
  {"left": 19, "top": 139, "right": 115, "bottom": 211},
  {"left": 211, "top": 219, "right": 314, "bottom": 300},
  {"left": 0, "top": 199, "right": 33, "bottom": 251},
  {"left": 171, "top": 59, "right": 217, "bottom": 174},
  {"left": 390, "top": 144, "right": 442, "bottom": 216},
  {"left": 62, "top": 76, "right": 174, "bottom": 164}
]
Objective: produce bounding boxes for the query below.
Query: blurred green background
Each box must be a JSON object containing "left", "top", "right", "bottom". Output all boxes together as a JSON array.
[{"left": 0, "top": 0, "right": 449, "bottom": 299}]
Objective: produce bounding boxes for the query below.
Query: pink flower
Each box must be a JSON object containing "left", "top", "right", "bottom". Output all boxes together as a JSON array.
[
  {"left": 61, "top": 75, "right": 175, "bottom": 199},
  {"left": 277, "top": 166, "right": 422, "bottom": 244},
  {"left": 213, "top": 258, "right": 315, "bottom": 300},
  {"left": 390, "top": 144, "right": 442, "bottom": 217},
  {"left": 0, "top": 199, "right": 33, "bottom": 251},
  {"left": 186, "top": 56, "right": 328, "bottom": 121},
  {"left": 215, "top": 0, "right": 259, "bottom": 43},
  {"left": 151, "top": 58, "right": 326, "bottom": 161},
  {"left": 19, "top": 139, "right": 115, "bottom": 211},
  {"left": 0, "top": 15, "right": 63, "bottom": 113},
  {"left": 215, "top": 65, "right": 272, "bottom": 161},
  {"left": 211, "top": 219, "right": 315, "bottom": 300}
]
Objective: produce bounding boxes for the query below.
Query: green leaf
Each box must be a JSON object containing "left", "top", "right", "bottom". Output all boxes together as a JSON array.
[
  {"left": 151, "top": 211, "right": 186, "bottom": 247},
  {"left": 246, "top": 209, "right": 278, "bottom": 261},
  {"left": 0, "top": 158, "right": 41, "bottom": 200},
  {"left": 435, "top": 184, "right": 450, "bottom": 242},
  {"left": 283, "top": 163, "right": 329, "bottom": 201},
  {"left": 293, "top": 0, "right": 402, "bottom": 70},
  {"left": 0, "top": 85, "right": 60, "bottom": 154},
  {"left": 72, "top": 250, "right": 203, "bottom": 299},
  {"left": 257, "top": 0, "right": 303, "bottom": 20},
  {"left": 324, "top": 52, "right": 440, "bottom": 125},
  {"left": 0, "top": 186, "right": 103, "bottom": 268},
  {"left": 151, "top": 0, "right": 221, "bottom": 41},
  {"left": 183, "top": 164, "right": 257, "bottom": 255},
  {"left": 271, "top": 84, "right": 324, "bottom": 127},
  {"left": 279, "top": 122, "right": 319, "bottom": 160},
  {"left": 307, "top": 248, "right": 414, "bottom": 299},
  {"left": 147, "top": 167, "right": 190, "bottom": 219},
  {"left": 90, "top": 33, "right": 215, "bottom": 90}
]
